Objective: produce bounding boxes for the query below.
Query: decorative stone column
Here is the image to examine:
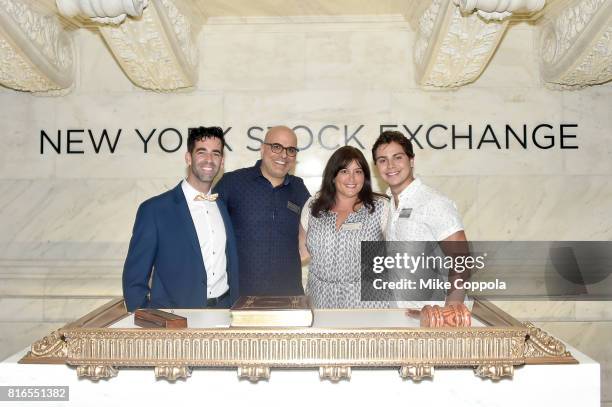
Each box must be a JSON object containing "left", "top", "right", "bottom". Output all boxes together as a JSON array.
[
  {"left": 0, "top": 0, "right": 75, "bottom": 92},
  {"left": 539, "top": 0, "right": 612, "bottom": 89}
]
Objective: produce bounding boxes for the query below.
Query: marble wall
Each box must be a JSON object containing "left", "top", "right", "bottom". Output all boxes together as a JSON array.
[{"left": 0, "top": 16, "right": 611, "bottom": 401}]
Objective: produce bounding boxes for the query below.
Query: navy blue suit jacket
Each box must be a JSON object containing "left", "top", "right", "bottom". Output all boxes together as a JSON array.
[{"left": 122, "top": 182, "right": 239, "bottom": 312}]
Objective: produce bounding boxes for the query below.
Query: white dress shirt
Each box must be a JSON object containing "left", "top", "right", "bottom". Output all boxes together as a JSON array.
[{"left": 181, "top": 180, "right": 228, "bottom": 299}]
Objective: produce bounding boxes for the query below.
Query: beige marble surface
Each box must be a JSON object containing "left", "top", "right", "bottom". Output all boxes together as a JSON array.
[
  {"left": 76, "top": 30, "right": 134, "bottom": 93},
  {"left": 472, "top": 175, "right": 612, "bottom": 240}
]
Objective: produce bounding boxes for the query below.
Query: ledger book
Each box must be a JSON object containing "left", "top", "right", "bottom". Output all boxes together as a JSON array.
[{"left": 230, "top": 296, "right": 314, "bottom": 327}]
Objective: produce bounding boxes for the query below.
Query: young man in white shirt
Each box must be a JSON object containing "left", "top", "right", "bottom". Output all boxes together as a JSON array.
[{"left": 372, "top": 130, "right": 467, "bottom": 305}]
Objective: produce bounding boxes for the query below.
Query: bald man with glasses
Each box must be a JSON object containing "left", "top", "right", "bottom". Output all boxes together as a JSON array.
[{"left": 214, "top": 126, "right": 311, "bottom": 297}]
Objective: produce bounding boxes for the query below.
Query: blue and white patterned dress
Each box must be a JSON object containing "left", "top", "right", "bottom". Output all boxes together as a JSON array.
[{"left": 301, "top": 196, "right": 389, "bottom": 309}]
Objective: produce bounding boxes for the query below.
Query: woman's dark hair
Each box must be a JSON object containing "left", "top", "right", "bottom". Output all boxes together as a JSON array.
[
  {"left": 187, "top": 126, "right": 225, "bottom": 153},
  {"left": 311, "top": 146, "right": 382, "bottom": 217}
]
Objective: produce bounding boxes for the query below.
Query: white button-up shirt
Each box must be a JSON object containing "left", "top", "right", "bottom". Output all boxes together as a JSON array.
[
  {"left": 386, "top": 177, "right": 465, "bottom": 309},
  {"left": 182, "top": 180, "right": 228, "bottom": 299},
  {"left": 386, "top": 177, "right": 463, "bottom": 242}
]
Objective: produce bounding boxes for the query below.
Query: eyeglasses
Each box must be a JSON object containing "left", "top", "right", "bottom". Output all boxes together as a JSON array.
[{"left": 263, "top": 142, "right": 299, "bottom": 157}]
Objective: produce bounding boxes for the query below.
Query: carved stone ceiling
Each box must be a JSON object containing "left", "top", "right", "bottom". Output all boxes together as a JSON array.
[{"left": 0, "top": 0, "right": 610, "bottom": 93}]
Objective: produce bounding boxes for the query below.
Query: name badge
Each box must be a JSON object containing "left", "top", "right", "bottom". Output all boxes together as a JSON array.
[
  {"left": 399, "top": 208, "right": 413, "bottom": 219},
  {"left": 287, "top": 201, "right": 300, "bottom": 214},
  {"left": 341, "top": 222, "right": 362, "bottom": 231}
]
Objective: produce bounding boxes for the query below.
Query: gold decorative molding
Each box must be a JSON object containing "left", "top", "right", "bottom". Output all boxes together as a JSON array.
[
  {"left": 399, "top": 365, "right": 434, "bottom": 381},
  {"left": 414, "top": 0, "right": 509, "bottom": 88},
  {"left": 237, "top": 366, "right": 270, "bottom": 382},
  {"left": 473, "top": 300, "right": 575, "bottom": 364},
  {"left": 319, "top": 366, "right": 351, "bottom": 382},
  {"left": 62, "top": 326, "right": 527, "bottom": 381},
  {"left": 20, "top": 298, "right": 127, "bottom": 365},
  {"left": 76, "top": 365, "right": 118, "bottom": 380},
  {"left": 24, "top": 330, "right": 67, "bottom": 361},
  {"left": 154, "top": 365, "right": 192, "bottom": 381},
  {"left": 96, "top": 0, "right": 199, "bottom": 91},
  {"left": 539, "top": 0, "right": 612, "bottom": 88},
  {"left": 23, "top": 299, "right": 580, "bottom": 381},
  {"left": 0, "top": 0, "right": 75, "bottom": 92},
  {"left": 523, "top": 322, "right": 573, "bottom": 359},
  {"left": 474, "top": 364, "right": 514, "bottom": 380}
]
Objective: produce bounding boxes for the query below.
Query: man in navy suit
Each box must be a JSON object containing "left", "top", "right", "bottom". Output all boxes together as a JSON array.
[{"left": 122, "top": 127, "right": 239, "bottom": 312}]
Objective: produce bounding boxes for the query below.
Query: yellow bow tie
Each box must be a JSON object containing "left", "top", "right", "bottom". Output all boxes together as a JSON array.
[{"left": 194, "top": 193, "right": 218, "bottom": 202}]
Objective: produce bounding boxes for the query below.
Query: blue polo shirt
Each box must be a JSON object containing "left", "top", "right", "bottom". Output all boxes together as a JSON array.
[{"left": 213, "top": 160, "right": 311, "bottom": 296}]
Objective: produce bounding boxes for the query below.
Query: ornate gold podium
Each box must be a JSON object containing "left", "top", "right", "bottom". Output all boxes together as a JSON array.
[{"left": 21, "top": 298, "right": 575, "bottom": 382}]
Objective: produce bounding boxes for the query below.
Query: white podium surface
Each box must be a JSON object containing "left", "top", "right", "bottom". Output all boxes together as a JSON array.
[
  {"left": 109, "top": 308, "right": 486, "bottom": 329},
  {"left": 0, "top": 310, "right": 600, "bottom": 407}
]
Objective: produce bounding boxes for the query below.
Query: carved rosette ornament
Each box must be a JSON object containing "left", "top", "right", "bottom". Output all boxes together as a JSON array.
[
  {"left": 414, "top": 0, "right": 510, "bottom": 88},
  {"left": 539, "top": 0, "right": 612, "bottom": 88},
  {"left": 95, "top": 0, "right": 198, "bottom": 91},
  {"left": 0, "top": 0, "right": 74, "bottom": 92}
]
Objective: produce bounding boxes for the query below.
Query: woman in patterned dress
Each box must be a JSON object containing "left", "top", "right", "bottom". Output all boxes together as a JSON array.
[{"left": 299, "top": 146, "right": 389, "bottom": 308}]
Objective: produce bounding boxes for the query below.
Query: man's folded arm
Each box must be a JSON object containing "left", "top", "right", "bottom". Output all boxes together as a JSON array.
[{"left": 122, "top": 202, "right": 158, "bottom": 312}]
